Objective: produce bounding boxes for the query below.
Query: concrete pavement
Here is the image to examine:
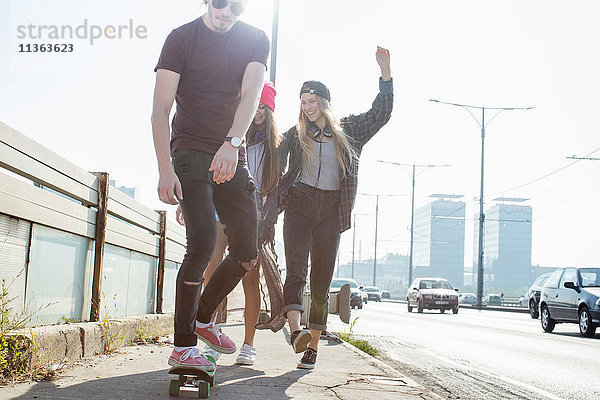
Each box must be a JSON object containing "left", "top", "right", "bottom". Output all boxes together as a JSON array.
[{"left": 1, "top": 309, "right": 442, "bottom": 399}]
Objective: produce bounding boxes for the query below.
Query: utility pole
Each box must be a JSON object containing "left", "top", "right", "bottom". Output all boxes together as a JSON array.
[
  {"left": 378, "top": 161, "right": 450, "bottom": 286},
  {"left": 351, "top": 213, "right": 371, "bottom": 280},
  {"left": 373, "top": 195, "right": 379, "bottom": 286},
  {"left": 357, "top": 193, "right": 403, "bottom": 287},
  {"left": 429, "top": 99, "right": 533, "bottom": 306},
  {"left": 269, "top": 0, "right": 280, "bottom": 84}
]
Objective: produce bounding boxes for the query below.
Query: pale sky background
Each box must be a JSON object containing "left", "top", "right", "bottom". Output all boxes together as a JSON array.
[{"left": 2, "top": 0, "right": 600, "bottom": 271}]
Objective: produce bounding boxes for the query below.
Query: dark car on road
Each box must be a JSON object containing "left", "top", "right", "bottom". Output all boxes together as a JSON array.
[
  {"left": 525, "top": 272, "right": 552, "bottom": 319},
  {"left": 407, "top": 278, "right": 459, "bottom": 314},
  {"left": 363, "top": 286, "right": 382, "bottom": 302},
  {"left": 539, "top": 267, "right": 600, "bottom": 337},
  {"left": 330, "top": 278, "right": 364, "bottom": 309}
]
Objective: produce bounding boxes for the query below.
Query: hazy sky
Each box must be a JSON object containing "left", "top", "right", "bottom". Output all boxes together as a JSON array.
[{"left": 2, "top": 0, "right": 600, "bottom": 270}]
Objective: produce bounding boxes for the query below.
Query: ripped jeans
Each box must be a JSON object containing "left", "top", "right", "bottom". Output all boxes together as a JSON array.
[{"left": 172, "top": 149, "right": 258, "bottom": 347}]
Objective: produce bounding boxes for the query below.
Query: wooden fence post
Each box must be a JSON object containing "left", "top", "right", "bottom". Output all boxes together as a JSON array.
[
  {"left": 155, "top": 210, "right": 167, "bottom": 314},
  {"left": 90, "top": 172, "right": 109, "bottom": 322}
]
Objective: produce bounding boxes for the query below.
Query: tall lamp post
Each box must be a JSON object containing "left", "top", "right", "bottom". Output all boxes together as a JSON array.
[
  {"left": 357, "top": 193, "right": 403, "bottom": 286},
  {"left": 377, "top": 161, "right": 450, "bottom": 287},
  {"left": 351, "top": 213, "right": 371, "bottom": 280},
  {"left": 269, "top": 0, "right": 280, "bottom": 84},
  {"left": 429, "top": 99, "right": 533, "bottom": 306}
]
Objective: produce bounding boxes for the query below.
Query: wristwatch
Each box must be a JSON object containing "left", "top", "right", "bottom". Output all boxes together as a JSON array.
[{"left": 224, "top": 136, "right": 242, "bottom": 148}]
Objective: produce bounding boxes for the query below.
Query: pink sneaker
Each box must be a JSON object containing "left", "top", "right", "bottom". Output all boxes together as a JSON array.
[
  {"left": 168, "top": 347, "right": 216, "bottom": 372},
  {"left": 194, "top": 323, "right": 237, "bottom": 354}
]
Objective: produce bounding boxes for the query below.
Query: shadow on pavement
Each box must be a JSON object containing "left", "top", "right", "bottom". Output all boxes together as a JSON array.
[{"left": 7, "top": 364, "right": 312, "bottom": 400}]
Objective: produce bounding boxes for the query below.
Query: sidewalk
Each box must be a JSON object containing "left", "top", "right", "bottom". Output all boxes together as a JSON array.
[{"left": 0, "top": 284, "right": 442, "bottom": 399}]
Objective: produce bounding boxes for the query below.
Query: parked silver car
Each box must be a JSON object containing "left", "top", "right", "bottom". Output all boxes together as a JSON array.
[
  {"left": 539, "top": 267, "right": 600, "bottom": 337},
  {"left": 459, "top": 292, "right": 477, "bottom": 305},
  {"left": 525, "top": 272, "right": 552, "bottom": 319}
]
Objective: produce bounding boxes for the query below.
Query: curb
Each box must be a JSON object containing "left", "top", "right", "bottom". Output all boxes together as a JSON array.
[
  {"left": 12, "top": 314, "right": 174, "bottom": 366},
  {"left": 330, "top": 332, "right": 445, "bottom": 400}
]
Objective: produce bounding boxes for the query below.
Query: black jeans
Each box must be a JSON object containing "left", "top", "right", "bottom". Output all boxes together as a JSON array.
[
  {"left": 282, "top": 183, "right": 340, "bottom": 331},
  {"left": 172, "top": 149, "right": 258, "bottom": 347}
]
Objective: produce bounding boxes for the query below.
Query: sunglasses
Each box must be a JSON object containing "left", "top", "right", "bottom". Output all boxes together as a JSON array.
[{"left": 211, "top": 0, "right": 245, "bottom": 16}]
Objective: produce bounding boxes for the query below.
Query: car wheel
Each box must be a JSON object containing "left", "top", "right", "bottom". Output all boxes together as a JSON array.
[
  {"left": 417, "top": 299, "right": 423, "bottom": 313},
  {"left": 529, "top": 299, "right": 539, "bottom": 319},
  {"left": 407, "top": 302, "right": 413, "bottom": 312},
  {"left": 579, "top": 306, "right": 597, "bottom": 338},
  {"left": 452, "top": 306, "right": 459, "bottom": 314},
  {"left": 541, "top": 305, "right": 555, "bottom": 333},
  {"left": 358, "top": 303, "right": 363, "bottom": 309}
]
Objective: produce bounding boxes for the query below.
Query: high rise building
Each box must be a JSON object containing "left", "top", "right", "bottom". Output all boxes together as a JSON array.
[
  {"left": 473, "top": 197, "right": 532, "bottom": 290},
  {"left": 413, "top": 195, "right": 466, "bottom": 287}
]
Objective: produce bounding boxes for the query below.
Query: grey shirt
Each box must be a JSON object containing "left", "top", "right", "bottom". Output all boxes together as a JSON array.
[
  {"left": 299, "top": 139, "right": 341, "bottom": 190},
  {"left": 247, "top": 142, "right": 265, "bottom": 192}
]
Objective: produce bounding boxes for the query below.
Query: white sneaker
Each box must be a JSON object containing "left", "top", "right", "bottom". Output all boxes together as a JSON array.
[
  {"left": 202, "top": 345, "right": 221, "bottom": 362},
  {"left": 235, "top": 344, "right": 256, "bottom": 365}
]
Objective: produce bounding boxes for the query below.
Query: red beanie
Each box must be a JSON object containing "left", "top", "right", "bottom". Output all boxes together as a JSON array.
[{"left": 260, "top": 81, "right": 276, "bottom": 112}]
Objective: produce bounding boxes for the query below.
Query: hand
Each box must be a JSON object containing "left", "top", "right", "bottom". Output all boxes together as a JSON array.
[
  {"left": 210, "top": 142, "right": 239, "bottom": 184},
  {"left": 157, "top": 167, "right": 183, "bottom": 205},
  {"left": 376, "top": 46, "right": 391, "bottom": 81},
  {"left": 175, "top": 205, "right": 185, "bottom": 226}
]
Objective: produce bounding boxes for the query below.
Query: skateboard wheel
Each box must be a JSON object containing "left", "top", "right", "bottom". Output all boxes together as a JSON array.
[
  {"left": 169, "top": 379, "right": 180, "bottom": 396},
  {"left": 198, "top": 381, "right": 210, "bottom": 398}
]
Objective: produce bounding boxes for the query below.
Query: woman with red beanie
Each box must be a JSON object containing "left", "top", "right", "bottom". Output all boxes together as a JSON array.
[
  {"left": 176, "top": 81, "right": 288, "bottom": 366},
  {"left": 235, "top": 80, "right": 288, "bottom": 365}
]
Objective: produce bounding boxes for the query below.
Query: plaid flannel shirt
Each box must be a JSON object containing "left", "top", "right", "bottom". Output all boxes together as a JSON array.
[{"left": 282, "top": 78, "right": 394, "bottom": 233}]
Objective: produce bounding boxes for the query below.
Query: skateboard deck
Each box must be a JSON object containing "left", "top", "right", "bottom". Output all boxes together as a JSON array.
[
  {"left": 328, "top": 283, "right": 351, "bottom": 323},
  {"left": 168, "top": 359, "right": 216, "bottom": 398}
]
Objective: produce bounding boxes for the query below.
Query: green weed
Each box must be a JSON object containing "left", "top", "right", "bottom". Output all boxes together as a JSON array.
[{"left": 337, "top": 316, "right": 379, "bottom": 358}]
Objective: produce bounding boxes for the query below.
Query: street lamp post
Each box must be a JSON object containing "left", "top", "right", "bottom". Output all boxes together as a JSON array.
[
  {"left": 357, "top": 193, "right": 403, "bottom": 287},
  {"left": 269, "top": 0, "right": 280, "bottom": 84},
  {"left": 373, "top": 195, "right": 379, "bottom": 286},
  {"left": 429, "top": 99, "right": 533, "bottom": 306},
  {"left": 377, "top": 161, "right": 450, "bottom": 287},
  {"left": 351, "top": 213, "right": 371, "bottom": 280}
]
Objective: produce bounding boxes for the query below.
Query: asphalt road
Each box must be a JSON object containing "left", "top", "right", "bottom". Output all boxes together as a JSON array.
[{"left": 328, "top": 301, "right": 600, "bottom": 400}]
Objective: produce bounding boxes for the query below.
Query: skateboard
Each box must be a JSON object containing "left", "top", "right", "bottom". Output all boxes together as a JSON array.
[
  {"left": 328, "top": 283, "right": 351, "bottom": 323},
  {"left": 168, "top": 356, "right": 216, "bottom": 398}
]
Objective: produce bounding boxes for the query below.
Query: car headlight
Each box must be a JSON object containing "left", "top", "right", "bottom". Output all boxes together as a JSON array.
[
  {"left": 595, "top": 298, "right": 600, "bottom": 308},
  {"left": 450, "top": 295, "right": 458, "bottom": 300},
  {"left": 423, "top": 294, "right": 433, "bottom": 299}
]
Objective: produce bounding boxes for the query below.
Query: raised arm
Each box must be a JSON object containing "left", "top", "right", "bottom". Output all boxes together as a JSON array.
[
  {"left": 151, "top": 68, "right": 182, "bottom": 205},
  {"left": 342, "top": 46, "right": 394, "bottom": 146},
  {"left": 210, "top": 61, "right": 266, "bottom": 183}
]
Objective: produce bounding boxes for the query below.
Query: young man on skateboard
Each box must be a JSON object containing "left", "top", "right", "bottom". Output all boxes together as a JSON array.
[{"left": 152, "top": 0, "right": 268, "bottom": 371}]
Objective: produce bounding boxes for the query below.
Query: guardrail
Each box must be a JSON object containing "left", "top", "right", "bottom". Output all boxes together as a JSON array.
[
  {"left": 382, "top": 298, "right": 530, "bottom": 313},
  {"left": 0, "top": 121, "right": 185, "bottom": 324}
]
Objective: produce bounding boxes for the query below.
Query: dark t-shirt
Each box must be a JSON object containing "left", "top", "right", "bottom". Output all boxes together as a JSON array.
[{"left": 155, "top": 18, "right": 269, "bottom": 160}]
